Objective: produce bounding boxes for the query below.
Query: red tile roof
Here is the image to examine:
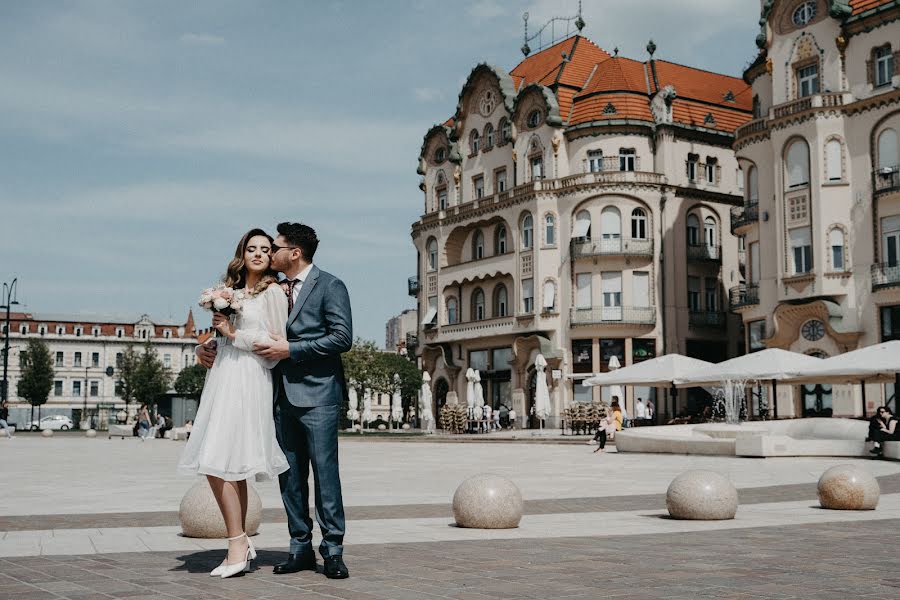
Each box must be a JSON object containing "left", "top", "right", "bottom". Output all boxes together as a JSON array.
[
  {"left": 850, "top": 0, "right": 895, "bottom": 15},
  {"left": 653, "top": 61, "right": 752, "bottom": 111}
]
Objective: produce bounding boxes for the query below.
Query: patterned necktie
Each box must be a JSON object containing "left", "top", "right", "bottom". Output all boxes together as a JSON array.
[{"left": 283, "top": 279, "right": 298, "bottom": 313}]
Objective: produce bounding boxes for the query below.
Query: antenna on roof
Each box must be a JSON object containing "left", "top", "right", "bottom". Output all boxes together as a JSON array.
[{"left": 521, "top": 2, "right": 587, "bottom": 57}]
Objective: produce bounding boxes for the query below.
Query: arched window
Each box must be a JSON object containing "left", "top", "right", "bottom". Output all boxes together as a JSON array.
[
  {"left": 748, "top": 166, "right": 759, "bottom": 204},
  {"left": 495, "top": 225, "right": 507, "bottom": 254},
  {"left": 574, "top": 209, "right": 591, "bottom": 239},
  {"left": 545, "top": 214, "right": 556, "bottom": 245},
  {"left": 472, "top": 288, "right": 485, "bottom": 321},
  {"left": 493, "top": 284, "right": 508, "bottom": 317},
  {"left": 704, "top": 216, "right": 716, "bottom": 247},
  {"left": 631, "top": 208, "right": 647, "bottom": 239},
  {"left": 786, "top": 139, "right": 810, "bottom": 187},
  {"left": 499, "top": 117, "right": 511, "bottom": 144},
  {"left": 470, "top": 129, "right": 480, "bottom": 154},
  {"left": 472, "top": 230, "right": 485, "bottom": 260},
  {"left": 446, "top": 297, "right": 458, "bottom": 324},
  {"left": 600, "top": 207, "right": 621, "bottom": 240},
  {"left": 484, "top": 123, "right": 494, "bottom": 149},
  {"left": 687, "top": 214, "right": 700, "bottom": 246},
  {"left": 542, "top": 280, "right": 557, "bottom": 312},
  {"left": 829, "top": 228, "right": 846, "bottom": 271},
  {"left": 825, "top": 139, "right": 842, "bottom": 181},
  {"left": 527, "top": 110, "right": 541, "bottom": 128},
  {"left": 521, "top": 213, "right": 534, "bottom": 249},
  {"left": 878, "top": 129, "right": 899, "bottom": 170},
  {"left": 427, "top": 238, "right": 438, "bottom": 271}
]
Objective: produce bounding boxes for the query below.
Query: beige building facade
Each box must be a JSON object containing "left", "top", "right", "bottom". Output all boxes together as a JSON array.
[
  {"left": 410, "top": 33, "right": 753, "bottom": 426},
  {"left": 732, "top": 0, "right": 900, "bottom": 418}
]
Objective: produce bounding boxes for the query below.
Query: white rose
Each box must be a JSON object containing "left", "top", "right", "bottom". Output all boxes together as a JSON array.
[{"left": 213, "top": 297, "right": 229, "bottom": 310}]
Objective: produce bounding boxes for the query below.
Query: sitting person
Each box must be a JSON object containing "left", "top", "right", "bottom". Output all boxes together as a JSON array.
[
  {"left": 870, "top": 406, "right": 899, "bottom": 456},
  {"left": 610, "top": 401, "right": 623, "bottom": 432}
]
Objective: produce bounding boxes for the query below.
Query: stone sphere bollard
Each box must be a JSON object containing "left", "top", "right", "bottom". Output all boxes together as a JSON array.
[
  {"left": 817, "top": 465, "right": 879, "bottom": 510},
  {"left": 179, "top": 480, "right": 263, "bottom": 538},
  {"left": 41, "top": 429, "right": 54, "bottom": 438},
  {"left": 452, "top": 473, "right": 523, "bottom": 529},
  {"left": 377, "top": 424, "right": 387, "bottom": 431},
  {"left": 85, "top": 429, "right": 97, "bottom": 438},
  {"left": 666, "top": 470, "right": 738, "bottom": 520},
  {"left": 402, "top": 423, "right": 411, "bottom": 430}
]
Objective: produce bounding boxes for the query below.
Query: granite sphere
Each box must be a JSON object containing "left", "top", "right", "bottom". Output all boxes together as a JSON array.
[
  {"left": 817, "top": 465, "right": 879, "bottom": 510},
  {"left": 40, "top": 429, "right": 53, "bottom": 438},
  {"left": 666, "top": 470, "right": 738, "bottom": 520},
  {"left": 452, "top": 473, "right": 523, "bottom": 529},
  {"left": 377, "top": 424, "right": 387, "bottom": 431},
  {"left": 85, "top": 429, "right": 97, "bottom": 438},
  {"left": 179, "top": 479, "right": 262, "bottom": 538}
]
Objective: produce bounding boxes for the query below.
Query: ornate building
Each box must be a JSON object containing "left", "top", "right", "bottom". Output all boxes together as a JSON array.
[
  {"left": 410, "top": 28, "right": 753, "bottom": 426},
  {"left": 733, "top": 0, "right": 900, "bottom": 417},
  {"left": 2, "top": 310, "right": 200, "bottom": 423}
]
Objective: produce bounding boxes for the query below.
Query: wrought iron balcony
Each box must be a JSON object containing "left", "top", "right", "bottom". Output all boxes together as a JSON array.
[
  {"left": 570, "top": 306, "right": 656, "bottom": 326},
  {"left": 730, "top": 204, "right": 759, "bottom": 234},
  {"left": 686, "top": 244, "right": 721, "bottom": 263},
  {"left": 874, "top": 167, "right": 900, "bottom": 196},
  {"left": 407, "top": 276, "right": 419, "bottom": 297},
  {"left": 872, "top": 262, "right": 900, "bottom": 291},
  {"left": 405, "top": 332, "right": 418, "bottom": 349},
  {"left": 729, "top": 284, "right": 759, "bottom": 311},
  {"left": 571, "top": 237, "right": 653, "bottom": 259},
  {"left": 689, "top": 310, "right": 726, "bottom": 328}
]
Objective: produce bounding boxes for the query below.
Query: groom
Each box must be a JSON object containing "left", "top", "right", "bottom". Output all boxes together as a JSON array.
[
  {"left": 255, "top": 222, "right": 352, "bottom": 579},
  {"left": 197, "top": 222, "right": 352, "bottom": 579}
]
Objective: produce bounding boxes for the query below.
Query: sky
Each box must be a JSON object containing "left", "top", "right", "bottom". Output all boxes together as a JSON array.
[{"left": 0, "top": 0, "right": 760, "bottom": 347}]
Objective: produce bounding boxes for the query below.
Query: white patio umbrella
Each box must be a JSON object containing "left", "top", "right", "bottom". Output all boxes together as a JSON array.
[
  {"left": 391, "top": 389, "right": 403, "bottom": 424},
  {"left": 781, "top": 340, "right": 900, "bottom": 417},
  {"left": 346, "top": 382, "right": 360, "bottom": 423},
  {"left": 362, "top": 388, "right": 374, "bottom": 425},
  {"left": 473, "top": 370, "right": 484, "bottom": 420},
  {"left": 465, "top": 368, "right": 476, "bottom": 410},
  {"left": 420, "top": 372, "right": 435, "bottom": 432},
  {"left": 674, "top": 348, "right": 823, "bottom": 419},
  {"left": 534, "top": 354, "right": 552, "bottom": 428},
  {"left": 607, "top": 355, "right": 624, "bottom": 407}
]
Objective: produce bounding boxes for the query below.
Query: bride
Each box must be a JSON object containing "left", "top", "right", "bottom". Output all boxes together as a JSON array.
[{"left": 178, "top": 228, "right": 289, "bottom": 578}]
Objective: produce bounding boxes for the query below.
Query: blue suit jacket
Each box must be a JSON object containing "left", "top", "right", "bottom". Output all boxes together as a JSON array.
[{"left": 277, "top": 265, "right": 353, "bottom": 407}]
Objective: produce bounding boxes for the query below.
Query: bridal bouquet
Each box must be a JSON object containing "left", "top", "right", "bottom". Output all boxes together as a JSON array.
[{"left": 198, "top": 284, "right": 246, "bottom": 316}]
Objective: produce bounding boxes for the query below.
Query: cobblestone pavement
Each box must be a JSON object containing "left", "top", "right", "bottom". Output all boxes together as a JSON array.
[{"left": 1, "top": 519, "right": 899, "bottom": 600}]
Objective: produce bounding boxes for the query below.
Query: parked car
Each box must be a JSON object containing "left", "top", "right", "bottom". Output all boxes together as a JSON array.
[{"left": 30, "top": 415, "right": 74, "bottom": 431}]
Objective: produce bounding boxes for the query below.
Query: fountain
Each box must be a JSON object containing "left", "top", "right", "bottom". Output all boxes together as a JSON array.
[{"left": 712, "top": 379, "right": 749, "bottom": 425}]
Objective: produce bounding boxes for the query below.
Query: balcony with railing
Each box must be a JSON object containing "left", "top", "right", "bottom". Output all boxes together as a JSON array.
[
  {"left": 772, "top": 93, "right": 845, "bottom": 119},
  {"left": 571, "top": 237, "right": 654, "bottom": 259},
  {"left": 730, "top": 204, "right": 759, "bottom": 234},
  {"left": 405, "top": 332, "right": 418, "bottom": 349},
  {"left": 686, "top": 244, "right": 721, "bottom": 263},
  {"left": 689, "top": 311, "right": 727, "bottom": 329},
  {"left": 729, "top": 284, "right": 759, "bottom": 311},
  {"left": 734, "top": 117, "right": 769, "bottom": 141},
  {"left": 408, "top": 276, "right": 419, "bottom": 297},
  {"left": 570, "top": 305, "right": 656, "bottom": 326},
  {"left": 874, "top": 167, "right": 900, "bottom": 195},
  {"left": 872, "top": 263, "right": 900, "bottom": 291}
]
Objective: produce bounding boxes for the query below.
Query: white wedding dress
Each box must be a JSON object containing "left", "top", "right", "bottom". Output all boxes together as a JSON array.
[{"left": 178, "top": 283, "right": 290, "bottom": 481}]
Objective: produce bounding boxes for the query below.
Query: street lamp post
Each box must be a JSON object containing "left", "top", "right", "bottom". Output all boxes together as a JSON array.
[{"left": 1, "top": 278, "right": 19, "bottom": 405}]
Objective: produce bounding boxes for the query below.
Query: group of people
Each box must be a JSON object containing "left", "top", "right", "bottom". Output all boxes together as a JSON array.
[
  {"left": 587, "top": 396, "right": 656, "bottom": 454},
  {"left": 869, "top": 406, "right": 899, "bottom": 456}
]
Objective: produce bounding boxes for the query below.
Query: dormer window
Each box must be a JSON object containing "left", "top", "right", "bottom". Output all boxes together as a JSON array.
[
  {"left": 792, "top": 1, "right": 816, "bottom": 26},
  {"left": 92, "top": 326, "right": 101, "bottom": 337},
  {"left": 527, "top": 110, "right": 541, "bottom": 128},
  {"left": 74, "top": 326, "right": 83, "bottom": 337},
  {"left": 116, "top": 327, "right": 124, "bottom": 338},
  {"left": 163, "top": 329, "right": 172, "bottom": 339},
  {"left": 434, "top": 147, "right": 446, "bottom": 163},
  {"left": 19, "top": 324, "right": 28, "bottom": 335},
  {"left": 38, "top": 325, "right": 47, "bottom": 336},
  {"left": 56, "top": 325, "right": 65, "bottom": 335}
]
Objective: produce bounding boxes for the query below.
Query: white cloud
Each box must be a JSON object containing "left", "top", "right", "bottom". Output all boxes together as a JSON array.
[{"left": 180, "top": 32, "right": 225, "bottom": 46}]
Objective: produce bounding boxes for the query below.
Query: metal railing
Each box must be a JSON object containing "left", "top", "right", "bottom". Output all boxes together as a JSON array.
[
  {"left": 571, "top": 237, "right": 654, "bottom": 259},
  {"left": 730, "top": 204, "right": 759, "bottom": 234},
  {"left": 874, "top": 167, "right": 900, "bottom": 195},
  {"left": 689, "top": 311, "right": 726, "bottom": 328},
  {"left": 408, "top": 276, "right": 419, "bottom": 297},
  {"left": 570, "top": 306, "right": 656, "bottom": 326},
  {"left": 686, "top": 244, "right": 721, "bottom": 262},
  {"left": 729, "top": 284, "right": 759, "bottom": 310},
  {"left": 872, "top": 262, "right": 900, "bottom": 291}
]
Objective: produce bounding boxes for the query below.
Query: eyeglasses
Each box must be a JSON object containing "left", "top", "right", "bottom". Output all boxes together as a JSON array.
[{"left": 270, "top": 244, "right": 299, "bottom": 254}]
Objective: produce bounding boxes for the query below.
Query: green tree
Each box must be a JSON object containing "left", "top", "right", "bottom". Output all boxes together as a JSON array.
[
  {"left": 132, "top": 341, "right": 172, "bottom": 407},
  {"left": 341, "top": 338, "right": 422, "bottom": 422},
  {"left": 374, "top": 351, "right": 422, "bottom": 418},
  {"left": 116, "top": 345, "right": 140, "bottom": 407},
  {"left": 16, "top": 338, "right": 54, "bottom": 424},
  {"left": 174, "top": 363, "right": 207, "bottom": 398}
]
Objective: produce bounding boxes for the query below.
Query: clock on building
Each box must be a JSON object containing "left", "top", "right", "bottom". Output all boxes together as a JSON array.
[
  {"left": 801, "top": 319, "right": 825, "bottom": 342},
  {"left": 792, "top": 1, "right": 817, "bottom": 26}
]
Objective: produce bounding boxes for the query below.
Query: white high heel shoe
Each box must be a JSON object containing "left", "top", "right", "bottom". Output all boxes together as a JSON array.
[
  {"left": 210, "top": 535, "right": 257, "bottom": 577},
  {"left": 217, "top": 533, "right": 253, "bottom": 579}
]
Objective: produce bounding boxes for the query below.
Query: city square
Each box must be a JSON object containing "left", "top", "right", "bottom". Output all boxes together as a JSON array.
[{"left": 3, "top": 0, "right": 900, "bottom": 598}]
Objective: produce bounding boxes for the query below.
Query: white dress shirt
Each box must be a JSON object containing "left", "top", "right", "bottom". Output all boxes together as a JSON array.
[{"left": 285, "top": 263, "right": 314, "bottom": 307}]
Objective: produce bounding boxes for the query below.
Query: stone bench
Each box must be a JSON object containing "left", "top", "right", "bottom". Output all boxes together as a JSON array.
[
  {"left": 108, "top": 424, "right": 133, "bottom": 439},
  {"left": 170, "top": 427, "right": 190, "bottom": 441},
  {"left": 1, "top": 425, "right": 15, "bottom": 437},
  {"left": 885, "top": 441, "right": 900, "bottom": 460}
]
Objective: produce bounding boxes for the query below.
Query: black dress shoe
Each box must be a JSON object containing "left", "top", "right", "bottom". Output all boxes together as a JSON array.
[
  {"left": 273, "top": 551, "right": 317, "bottom": 574},
  {"left": 324, "top": 556, "right": 349, "bottom": 579}
]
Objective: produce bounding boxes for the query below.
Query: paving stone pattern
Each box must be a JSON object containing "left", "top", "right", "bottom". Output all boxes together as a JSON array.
[{"left": 1, "top": 519, "right": 899, "bottom": 600}]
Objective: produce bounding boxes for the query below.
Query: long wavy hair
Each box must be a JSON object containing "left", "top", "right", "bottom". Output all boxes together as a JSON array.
[{"left": 224, "top": 228, "right": 278, "bottom": 296}]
